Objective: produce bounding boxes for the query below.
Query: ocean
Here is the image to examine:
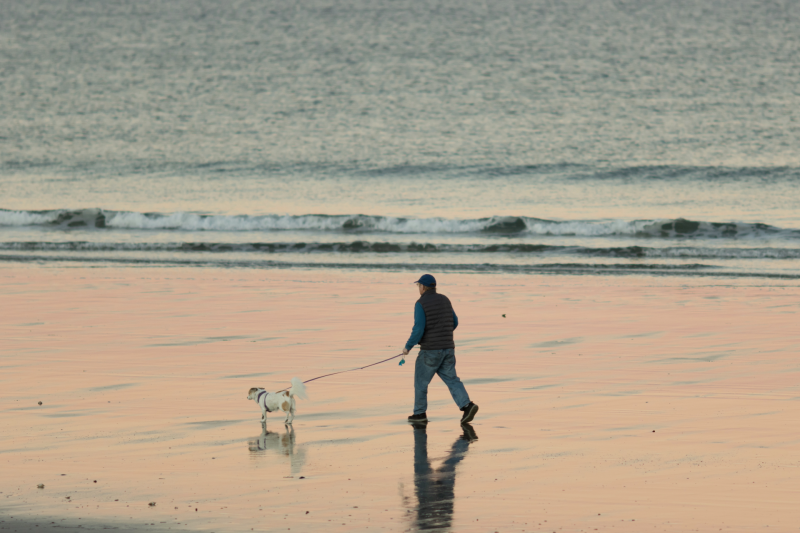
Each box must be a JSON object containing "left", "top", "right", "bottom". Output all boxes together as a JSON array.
[{"left": 2, "top": 0, "right": 799, "bottom": 279}]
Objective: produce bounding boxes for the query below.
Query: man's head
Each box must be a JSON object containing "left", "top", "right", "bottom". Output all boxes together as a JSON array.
[{"left": 414, "top": 274, "right": 436, "bottom": 295}]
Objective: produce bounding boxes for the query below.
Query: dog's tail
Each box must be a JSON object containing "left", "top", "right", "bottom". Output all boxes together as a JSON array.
[{"left": 289, "top": 377, "right": 308, "bottom": 400}]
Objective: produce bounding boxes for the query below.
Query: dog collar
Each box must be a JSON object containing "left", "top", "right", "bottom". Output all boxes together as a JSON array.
[{"left": 256, "top": 390, "right": 272, "bottom": 412}]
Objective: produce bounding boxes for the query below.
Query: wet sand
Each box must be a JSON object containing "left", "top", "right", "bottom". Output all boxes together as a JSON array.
[{"left": 2, "top": 266, "right": 800, "bottom": 532}]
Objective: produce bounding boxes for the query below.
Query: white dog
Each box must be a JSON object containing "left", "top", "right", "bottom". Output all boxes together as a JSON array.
[{"left": 247, "top": 377, "right": 308, "bottom": 425}]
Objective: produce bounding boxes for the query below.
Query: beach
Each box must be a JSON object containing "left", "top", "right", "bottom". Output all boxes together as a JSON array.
[
  {"left": 3, "top": 265, "right": 800, "bottom": 532},
  {"left": 3, "top": 0, "right": 800, "bottom": 530}
]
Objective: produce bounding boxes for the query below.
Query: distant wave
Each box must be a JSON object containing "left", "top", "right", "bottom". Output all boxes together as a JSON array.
[
  {"left": 3, "top": 241, "right": 800, "bottom": 260},
  {"left": 582, "top": 165, "right": 800, "bottom": 181},
  {"left": 1, "top": 208, "right": 799, "bottom": 240},
  {"left": 4, "top": 161, "right": 799, "bottom": 182}
]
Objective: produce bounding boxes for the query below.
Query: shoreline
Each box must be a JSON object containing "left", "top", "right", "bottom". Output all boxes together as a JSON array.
[{"left": 2, "top": 255, "right": 800, "bottom": 281}]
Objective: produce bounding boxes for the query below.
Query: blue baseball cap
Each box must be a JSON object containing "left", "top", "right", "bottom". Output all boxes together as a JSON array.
[{"left": 413, "top": 274, "right": 436, "bottom": 287}]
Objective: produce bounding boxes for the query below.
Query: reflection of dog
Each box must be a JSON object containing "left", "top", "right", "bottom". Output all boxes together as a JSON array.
[
  {"left": 247, "top": 377, "right": 308, "bottom": 424},
  {"left": 249, "top": 425, "right": 297, "bottom": 455},
  {"left": 248, "top": 425, "right": 307, "bottom": 475}
]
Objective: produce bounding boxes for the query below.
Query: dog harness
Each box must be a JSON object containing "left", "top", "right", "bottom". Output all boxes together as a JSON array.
[{"left": 256, "top": 390, "right": 272, "bottom": 412}]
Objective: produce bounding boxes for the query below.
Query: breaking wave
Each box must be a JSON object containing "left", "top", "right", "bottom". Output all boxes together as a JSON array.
[{"left": 1, "top": 208, "right": 799, "bottom": 240}]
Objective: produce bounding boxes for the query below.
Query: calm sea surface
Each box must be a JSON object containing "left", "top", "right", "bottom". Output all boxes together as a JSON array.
[{"left": 2, "top": 0, "right": 799, "bottom": 278}]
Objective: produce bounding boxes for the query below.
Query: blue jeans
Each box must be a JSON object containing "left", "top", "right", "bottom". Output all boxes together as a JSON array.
[{"left": 414, "top": 348, "right": 470, "bottom": 414}]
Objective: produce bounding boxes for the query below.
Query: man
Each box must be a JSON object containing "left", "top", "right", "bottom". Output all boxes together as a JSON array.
[{"left": 403, "top": 274, "right": 478, "bottom": 424}]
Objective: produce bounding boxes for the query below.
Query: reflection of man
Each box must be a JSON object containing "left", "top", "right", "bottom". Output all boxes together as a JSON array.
[
  {"left": 412, "top": 422, "right": 478, "bottom": 530},
  {"left": 403, "top": 274, "right": 478, "bottom": 424}
]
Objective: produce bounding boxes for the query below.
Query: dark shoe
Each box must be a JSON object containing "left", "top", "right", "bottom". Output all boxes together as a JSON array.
[
  {"left": 460, "top": 423, "right": 478, "bottom": 442},
  {"left": 408, "top": 412, "right": 427, "bottom": 422},
  {"left": 460, "top": 402, "right": 478, "bottom": 423}
]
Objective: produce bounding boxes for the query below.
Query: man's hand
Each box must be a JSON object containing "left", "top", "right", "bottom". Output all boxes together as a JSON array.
[{"left": 402, "top": 348, "right": 409, "bottom": 356}]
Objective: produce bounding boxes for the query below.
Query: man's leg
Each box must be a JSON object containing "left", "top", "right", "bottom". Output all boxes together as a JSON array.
[
  {"left": 414, "top": 349, "right": 444, "bottom": 415},
  {"left": 436, "top": 349, "right": 471, "bottom": 409}
]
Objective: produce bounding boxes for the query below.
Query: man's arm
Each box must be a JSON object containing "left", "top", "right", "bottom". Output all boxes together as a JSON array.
[
  {"left": 453, "top": 310, "right": 458, "bottom": 330},
  {"left": 404, "top": 302, "right": 426, "bottom": 353}
]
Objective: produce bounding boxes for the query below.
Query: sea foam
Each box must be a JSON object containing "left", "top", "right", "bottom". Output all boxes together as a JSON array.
[{"left": 1, "top": 209, "right": 798, "bottom": 240}]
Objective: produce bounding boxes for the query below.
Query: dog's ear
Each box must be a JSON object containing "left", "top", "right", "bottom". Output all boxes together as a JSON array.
[{"left": 248, "top": 387, "right": 259, "bottom": 395}]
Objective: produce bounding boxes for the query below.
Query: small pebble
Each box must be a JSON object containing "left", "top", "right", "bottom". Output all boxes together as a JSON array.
[
  {"left": 299, "top": 476, "right": 305, "bottom": 479},
  {"left": 38, "top": 401, "right": 42, "bottom": 405},
  {"left": 93, "top": 480, "right": 97, "bottom": 483},
  {"left": 37, "top": 484, "right": 44, "bottom": 489},
  {"left": 149, "top": 502, "right": 156, "bottom": 507}
]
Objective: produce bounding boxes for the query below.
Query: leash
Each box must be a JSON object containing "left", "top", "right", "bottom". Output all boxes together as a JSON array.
[{"left": 276, "top": 352, "right": 405, "bottom": 392}]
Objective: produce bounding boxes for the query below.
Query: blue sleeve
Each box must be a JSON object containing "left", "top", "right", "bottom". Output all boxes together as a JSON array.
[
  {"left": 453, "top": 310, "right": 458, "bottom": 330},
  {"left": 405, "top": 302, "right": 426, "bottom": 351}
]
